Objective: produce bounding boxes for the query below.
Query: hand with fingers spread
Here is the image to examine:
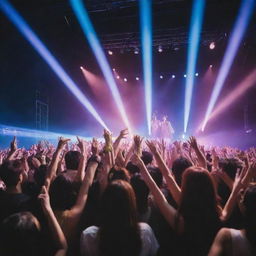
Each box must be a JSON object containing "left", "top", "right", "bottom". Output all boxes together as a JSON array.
[
  {"left": 57, "top": 137, "right": 70, "bottom": 150},
  {"left": 134, "top": 135, "right": 143, "bottom": 156},
  {"left": 188, "top": 136, "right": 199, "bottom": 150},
  {"left": 91, "top": 138, "right": 99, "bottom": 156},
  {"left": 146, "top": 140, "right": 159, "bottom": 155},
  {"left": 119, "top": 128, "right": 129, "bottom": 139}
]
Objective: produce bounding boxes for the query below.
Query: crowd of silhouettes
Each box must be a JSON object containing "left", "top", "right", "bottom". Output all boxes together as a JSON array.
[{"left": 0, "top": 129, "right": 256, "bottom": 256}]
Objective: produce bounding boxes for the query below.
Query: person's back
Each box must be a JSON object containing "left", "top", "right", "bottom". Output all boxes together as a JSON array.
[
  {"left": 0, "top": 160, "right": 33, "bottom": 223},
  {"left": 209, "top": 184, "right": 256, "bottom": 256},
  {"left": 80, "top": 180, "right": 159, "bottom": 256}
]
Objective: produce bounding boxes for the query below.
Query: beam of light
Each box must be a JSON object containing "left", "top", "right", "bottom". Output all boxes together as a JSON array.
[
  {"left": 201, "top": 0, "right": 255, "bottom": 131},
  {"left": 0, "top": 124, "right": 92, "bottom": 141},
  {"left": 198, "top": 68, "right": 256, "bottom": 130},
  {"left": 0, "top": 0, "right": 108, "bottom": 131},
  {"left": 139, "top": 0, "right": 153, "bottom": 135},
  {"left": 70, "top": 0, "right": 132, "bottom": 133},
  {"left": 184, "top": 0, "right": 206, "bottom": 133},
  {"left": 80, "top": 67, "right": 106, "bottom": 94}
]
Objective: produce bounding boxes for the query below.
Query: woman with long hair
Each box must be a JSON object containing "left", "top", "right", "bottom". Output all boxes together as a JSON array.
[
  {"left": 209, "top": 183, "right": 256, "bottom": 256},
  {"left": 133, "top": 139, "right": 255, "bottom": 256},
  {"left": 80, "top": 179, "right": 159, "bottom": 256}
]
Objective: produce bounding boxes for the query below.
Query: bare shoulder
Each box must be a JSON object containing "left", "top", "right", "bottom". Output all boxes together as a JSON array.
[{"left": 208, "top": 228, "right": 232, "bottom": 256}]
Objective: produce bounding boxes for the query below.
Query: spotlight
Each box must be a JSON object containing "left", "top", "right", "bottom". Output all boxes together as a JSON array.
[
  {"left": 70, "top": 0, "right": 133, "bottom": 132},
  {"left": 80, "top": 66, "right": 83, "bottom": 70},
  {"left": 0, "top": 0, "right": 108, "bottom": 130},
  {"left": 183, "top": 0, "right": 206, "bottom": 134},
  {"left": 116, "top": 75, "right": 120, "bottom": 79},
  {"left": 158, "top": 46, "right": 163, "bottom": 53},
  {"left": 201, "top": 0, "right": 255, "bottom": 131},
  {"left": 210, "top": 64, "right": 213, "bottom": 68},
  {"left": 136, "top": 77, "right": 139, "bottom": 81},
  {"left": 124, "top": 78, "right": 128, "bottom": 82},
  {"left": 209, "top": 42, "right": 215, "bottom": 50},
  {"left": 134, "top": 48, "right": 139, "bottom": 54},
  {"left": 184, "top": 74, "right": 187, "bottom": 78},
  {"left": 139, "top": 0, "right": 153, "bottom": 135},
  {"left": 160, "top": 75, "right": 163, "bottom": 79},
  {"left": 182, "top": 134, "right": 186, "bottom": 139},
  {"left": 108, "top": 50, "right": 113, "bottom": 55},
  {"left": 195, "top": 72, "right": 199, "bottom": 76},
  {"left": 172, "top": 75, "right": 175, "bottom": 78},
  {"left": 112, "top": 68, "right": 116, "bottom": 71}
]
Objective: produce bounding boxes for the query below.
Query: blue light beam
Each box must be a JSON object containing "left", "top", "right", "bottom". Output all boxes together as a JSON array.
[
  {"left": 201, "top": 0, "right": 255, "bottom": 131},
  {"left": 0, "top": 0, "right": 108, "bottom": 130},
  {"left": 184, "top": 0, "right": 206, "bottom": 133},
  {"left": 139, "top": 0, "right": 153, "bottom": 135},
  {"left": 70, "top": 0, "right": 132, "bottom": 133}
]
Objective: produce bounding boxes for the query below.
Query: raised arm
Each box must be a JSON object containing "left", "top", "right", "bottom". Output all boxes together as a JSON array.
[
  {"left": 113, "top": 128, "right": 129, "bottom": 157},
  {"left": 221, "top": 162, "right": 256, "bottom": 222},
  {"left": 75, "top": 137, "right": 88, "bottom": 182},
  {"left": 188, "top": 136, "right": 207, "bottom": 169},
  {"left": 69, "top": 156, "right": 99, "bottom": 217},
  {"left": 146, "top": 140, "right": 181, "bottom": 204},
  {"left": 45, "top": 137, "right": 70, "bottom": 190},
  {"left": 133, "top": 153, "right": 183, "bottom": 232},
  {"left": 6, "top": 136, "right": 17, "bottom": 161},
  {"left": 39, "top": 186, "right": 67, "bottom": 256}
]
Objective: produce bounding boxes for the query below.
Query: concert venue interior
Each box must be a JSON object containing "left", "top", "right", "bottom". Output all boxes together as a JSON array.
[
  {"left": 1, "top": 1, "right": 256, "bottom": 256},
  {"left": 1, "top": 0, "right": 256, "bottom": 148}
]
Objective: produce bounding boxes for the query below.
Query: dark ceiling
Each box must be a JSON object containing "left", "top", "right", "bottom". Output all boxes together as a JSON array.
[{"left": 0, "top": 0, "right": 256, "bottom": 137}]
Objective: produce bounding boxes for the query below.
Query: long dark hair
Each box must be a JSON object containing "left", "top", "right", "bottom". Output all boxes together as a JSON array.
[
  {"left": 98, "top": 180, "right": 142, "bottom": 256},
  {"left": 243, "top": 184, "right": 256, "bottom": 249},
  {"left": 178, "top": 167, "right": 221, "bottom": 255}
]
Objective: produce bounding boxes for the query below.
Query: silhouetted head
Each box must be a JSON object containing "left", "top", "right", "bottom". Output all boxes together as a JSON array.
[
  {"left": 148, "top": 166, "right": 163, "bottom": 188},
  {"left": 99, "top": 180, "right": 141, "bottom": 256},
  {"left": 172, "top": 157, "right": 192, "bottom": 186},
  {"left": 141, "top": 151, "right": 153, "bottom": 166},
  {"left": 219, "top": 158, "right": 243, "bottom": 180},
  {"left": 131, "top": 173, "right": 149, "bottom": 215},
  {"left": 108, "top": 166, "right": 130, "bottom": 183},
  {"left": 65, "top": 150, "right": 81, "bottom": 170},
  {"left": 179, "top": 167, "right": 220, "bottom": 232},
  {"left": 126, "top": 161, "right": 140, "bottom": 176},
  {"left": 0, "top": 160, "right": 23, "bottom": 188},
  {"left": 34, "top": 165, "right": 47, "bottom": 188},
  {"left": 49, "top": 174, "right": 77, "bottom": 210},
  {"left": 0, "top": 212, "right": 41, "bottom": 256}
]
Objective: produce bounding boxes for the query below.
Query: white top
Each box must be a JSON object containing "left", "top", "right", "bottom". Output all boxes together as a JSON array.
[
  {"left": 81, "top": 222, "right": 159, "bottom": 256},
  {"left": 230, "top": 229, "right": 252, "bottom": 256}
]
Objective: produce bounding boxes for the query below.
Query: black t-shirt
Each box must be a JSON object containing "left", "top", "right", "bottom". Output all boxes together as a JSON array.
[{"left": 0, "top": 190, "right": 32, "bottom": 223}]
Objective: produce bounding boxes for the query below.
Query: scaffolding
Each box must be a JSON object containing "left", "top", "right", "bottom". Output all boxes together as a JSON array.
[{"left": 35, "top": 90, "right": 49, "bottom": 131}]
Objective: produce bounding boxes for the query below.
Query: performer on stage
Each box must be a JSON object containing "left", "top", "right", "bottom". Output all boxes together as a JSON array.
[
  {"left": 151, "top": 113, "right": 160, "bottom": 138},
  {"left": 160, "top": 115, "right": 174, "bottom": 140}
]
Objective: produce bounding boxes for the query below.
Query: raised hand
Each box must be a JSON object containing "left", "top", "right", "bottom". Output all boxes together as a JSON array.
[
  {"left": 77, "top": 136, "right": 86, "bottom": 155},
  {"left": 103, "top": 129, "right": 113, "bottom": 153},
  {"left": 188, "top": 136, "right": 198, "bottom": 150},
  {"left": 38, "top": 185, "right": 51, "bottom": 213},
  {"left": 119, "top": 128, "right": 129, "bottom": 139},
  {"left": 134, "top": 135, "right": 143, "bottom": 156},
  {"left": 91, "top": 138, "right": 99, "bottom": 156},
  {"left": 10, "top": 136, "right": 17, "bottom": 152},
  {"left": 57, "top": 137, "right": 70, "bottom": 150},
  {"left": 146, "top": 140, "right": 158, "bottom": 155}
]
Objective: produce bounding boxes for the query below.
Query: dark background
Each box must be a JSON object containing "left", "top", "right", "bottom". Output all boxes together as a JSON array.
[{"left": 0, "top": 0, "right": 256, "bottom": 146}]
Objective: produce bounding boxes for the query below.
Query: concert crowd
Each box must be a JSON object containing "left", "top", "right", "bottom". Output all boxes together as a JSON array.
[{"left": 0, "top": 129, "right": 256, "bottom": 256}]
